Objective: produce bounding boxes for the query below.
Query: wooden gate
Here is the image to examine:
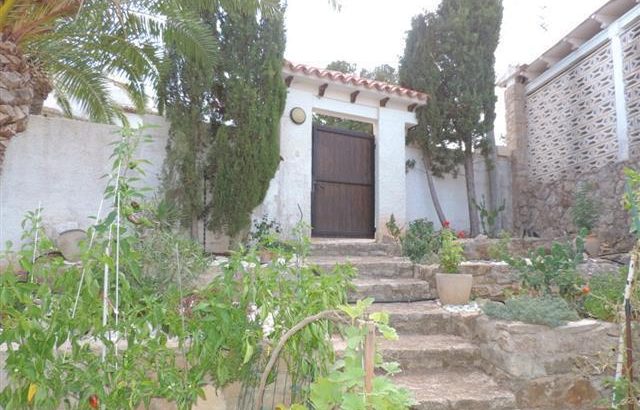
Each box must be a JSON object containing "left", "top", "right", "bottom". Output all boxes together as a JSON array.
[{"left": 311, "top": 125, "right": 375, "bottom": 238}]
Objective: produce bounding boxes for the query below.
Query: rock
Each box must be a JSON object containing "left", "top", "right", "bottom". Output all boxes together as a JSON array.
[
  {"left": 56, "top": 229, "right": 87, "bottom": 262},
  {"left": 577, "top": 258, "right": 624, "bottom": 277}
]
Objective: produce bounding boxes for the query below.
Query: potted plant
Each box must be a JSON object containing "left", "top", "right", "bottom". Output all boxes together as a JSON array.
[
  {"left": 571, "top": 183, "right": 600, "bottom": 256},
  {"left": 435, "top": 228, "right": 471, "bottom": 305}
]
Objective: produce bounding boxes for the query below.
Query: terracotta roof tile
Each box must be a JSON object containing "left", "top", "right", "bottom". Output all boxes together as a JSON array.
[{"left": 283, "top": 60, "right": 428, "bottom": 102}]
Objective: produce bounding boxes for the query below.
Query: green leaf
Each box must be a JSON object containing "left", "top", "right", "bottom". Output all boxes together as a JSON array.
[
  {"left": 242, "top": 340, "right": 254, "bottom": 365},
  {"left": 369, "top": 311, "right": 389, "bottom": 325},
  {"left": 376, "top": 324, "right": 398, "bottom": 341},
  {"left": 341, "top": 392, "right": 366, "bottom": 410},
  {"left": 380, "top": 361, "right": 402, "bottom": 375},
  {"left": 310, "top": 377, "right": 341, "bottom": 409}
]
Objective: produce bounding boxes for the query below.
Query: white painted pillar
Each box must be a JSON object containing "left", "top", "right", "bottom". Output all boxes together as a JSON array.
[
  {"left": 275, "top": 88, "right": 315, "bottom": 235},
  {"left": 375, "top": 108, "right": 408, "bottom": 239},
  {"left": 610, "top": 23, "right": 629, "bottom": 161}
]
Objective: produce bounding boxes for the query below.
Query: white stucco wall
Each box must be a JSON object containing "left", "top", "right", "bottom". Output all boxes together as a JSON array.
[
  {"left": 405, "top": 144, "right": 512, "bottom": 233},
  {"left": 0, "top": 100, "right": 511, "bottom": 250},
  {"left": 0, "top": 115, "right": 169, "bottom": 250},
  {"left": 252, "top": 82, "right": 417, "bottom": 239},
  {"left": 252, "top": 87, "right": 315, "bottom": 234}
]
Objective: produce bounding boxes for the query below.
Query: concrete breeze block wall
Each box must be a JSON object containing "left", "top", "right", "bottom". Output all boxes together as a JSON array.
[{"left": 505, "top": 16, "right": 640, "bottom": 250}]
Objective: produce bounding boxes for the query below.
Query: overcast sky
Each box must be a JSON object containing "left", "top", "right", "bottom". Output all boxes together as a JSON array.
[{"left": 285, "top": 0, "right": 607, "bottom": 140}]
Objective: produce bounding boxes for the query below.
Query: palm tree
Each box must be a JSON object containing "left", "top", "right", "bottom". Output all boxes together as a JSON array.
[{"left": 0, "top": 0, "right": 220, "bottom": 171}]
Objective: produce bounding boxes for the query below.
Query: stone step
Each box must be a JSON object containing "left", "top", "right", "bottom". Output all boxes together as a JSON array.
[
  {"left": 311, "top": 256, "right": 415, "bottom": 278},
  {"left": 349, "top": 278, "right": 434, "bottom": 303},
  {"left": 367, "top": 301, "right": 479, "bottom": 337},
  {"left": 310, "top": 240, "right": 400, "bottom": 257},
  {"left": 334, "top": 334, "right": 480, "bottom": 374},
  {"left": 395, "top": 371, "right": 517, "bottom": 410}
]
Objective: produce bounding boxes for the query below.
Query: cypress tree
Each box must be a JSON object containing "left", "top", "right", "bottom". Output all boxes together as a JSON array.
[
  {"left": 162, "top": 4, "right": 286, "bottom": 238},
  {"left": 206, "top": 7, "right": 286, "bottom": 235},
  {"left": 400, "top": 0, "right": 503, "bottom": 235}
]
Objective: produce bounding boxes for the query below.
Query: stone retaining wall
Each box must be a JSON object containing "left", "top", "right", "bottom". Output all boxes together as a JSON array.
[
  {"left": 515, "top": 160, "right": 638, "bottom": 253},
  {"left": 473, "top": 316, "right": 627, "bottom": 409}
]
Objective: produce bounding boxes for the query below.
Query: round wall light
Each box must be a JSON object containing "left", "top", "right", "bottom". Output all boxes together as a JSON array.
[{"left": 289, "top": 107, "right": 306, "bottom": 125}]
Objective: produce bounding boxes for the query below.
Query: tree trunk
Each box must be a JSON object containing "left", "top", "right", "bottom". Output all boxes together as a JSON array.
[
  {"left": 0, "top": 40, "right": 33, "bottom": 174},
  {"left": 29, "top": 71, "right": 52, "bottom": 115},
  {"left": 422, "top": 152, "right": 447, "bottom": 226},
  {"left": 464, "top": 148, "right": 480, "bottom": 236},
  {"left": 27, "top": 59, "right": 53, "bottom": 115},
  {"left": 486, "top": 129, "right": 501, "bottom": 235}
]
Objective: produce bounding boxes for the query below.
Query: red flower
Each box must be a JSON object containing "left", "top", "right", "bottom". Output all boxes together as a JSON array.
[
  {"left": 442, "top": 220, "right": 450, "bottom": 228},
  {"left": 457, "top": 231, "right": 466, "bottom": 239},
  {"left": 581, "top": 285, "right": 590, "bottom": 295},
  {"left": 89, "top": 395, "right": 99, "bottom": 409}
]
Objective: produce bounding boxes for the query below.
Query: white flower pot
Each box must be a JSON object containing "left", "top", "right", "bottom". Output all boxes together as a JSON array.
[{"left": 436, "top": 273, "right": 473, "bottom": 305}]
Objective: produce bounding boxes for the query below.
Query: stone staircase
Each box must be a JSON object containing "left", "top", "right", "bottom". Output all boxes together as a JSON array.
[{"left": 310, "top": 241, "right": 517, "bottom": 410}]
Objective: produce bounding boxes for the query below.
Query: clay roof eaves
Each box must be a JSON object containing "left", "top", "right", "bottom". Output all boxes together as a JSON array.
[{"left": 283, "top": 60, "right": 429, "bottom": 103}]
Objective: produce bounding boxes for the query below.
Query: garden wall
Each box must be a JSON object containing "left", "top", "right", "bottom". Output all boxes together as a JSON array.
[
  {"left": 0, "top": 114, "right": 169, "bottom": 251},
  {"left": 405, "top": 145, "right": 513, "bottom": 234},
  {"left": 0, "top": 114, "right": 506, "bottom": 252},
  {"left": 505, "top": 15, "right": 640, "bottom": 251},
  {"left": 474, "top": 316, "right": 624, "bottom": 409}
]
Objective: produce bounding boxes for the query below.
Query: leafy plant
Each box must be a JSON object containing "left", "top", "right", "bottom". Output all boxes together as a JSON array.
[
  {"left": 385, "top": 214, "right": 403, "bottom": 245},
  {"left": 572, "top": 182, "right": 600, "bottom": 233},
  {"left": 581, "top": 268, "right": 640, "bottom": 322},
  {"left": 482, "top": 295, "right": 579, "bottom": 327},
  {"left": 0, "top": 126, "right": 356, "bottom": 409},
  {"left": 624, "top": 167, "right": 640, "bottom": 237},
  {"left": 471, "top": 195, "right": 505, "bottom": 237},
  {"left": 582, "top": 272, "right": 625, "bottom": 322},
  {"left": 401, "top": 218, "right": 441, "bottom": 264},
  {"left": 439, "top": 228, "right": 464, "bottom": 273},
  {"left": 507, "top": 238, "right": 585, "bottom": 302},
  {"left": 487, "top": 230, "right": 512, "bottom": 261},
  {"left": 137, "top": 229, "right": 210, "bottom": 292},
  {"left": 248, "top": 215, "right": 283, "bottom": 249},
  {"left": 305, "top": 299, "right": 415, "bottom": 410}
]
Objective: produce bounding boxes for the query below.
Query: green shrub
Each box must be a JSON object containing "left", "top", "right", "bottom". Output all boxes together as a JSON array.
[
  {"left": 439, "top": 229, "right": 464, "bottom": 273},
  {"left": 580, "top": 268, "right": 640, "bottom": 322},
  {"left": 507, "top": 239, "right": 585, "bottom": 302},
  {"left": 487, "top": 230, "right": 511, "bottom": 261},
  {"left": 401, "top": 219, "right": 441, "bottom": 264},
  {"left": 385, "top": 214, "right": 403, "bottom": 245},
  {"left": 582, "top": 271, "right": 625, "bottom": 321},
  {"left": 572, "top": 182, "right": 599, "bottom": 233},
  {"left": 482, "top": 295, "right": 580, "bottom": 327},
  {"left": 138, "top": 229, "right": 210, "bottom": 291}
]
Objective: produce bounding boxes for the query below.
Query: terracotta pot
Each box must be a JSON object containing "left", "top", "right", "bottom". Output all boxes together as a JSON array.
[
  {"left": 56, "top": 229, "right": 87, "bottom": 262},
  {"left": 583, "top": 233, "right": 601, "bottom": 256},
  {"left": 436, "top": 273, "right": 473, "bottom": 305}
]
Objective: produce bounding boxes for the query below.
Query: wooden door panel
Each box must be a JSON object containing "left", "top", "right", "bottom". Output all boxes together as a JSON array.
[
  {"left": 314, "top": 130, "right": 374, "bottom": 185},
  {"left": 313, "top": 182, "right": 374, "bottom": 237},
  {"left": 312, "top": 125, "right": 375, "bottom": 238}
]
